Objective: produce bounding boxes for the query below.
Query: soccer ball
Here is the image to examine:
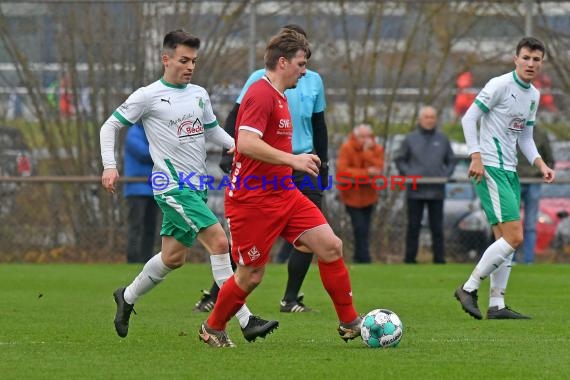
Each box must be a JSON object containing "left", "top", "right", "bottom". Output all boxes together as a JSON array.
[{"left": 360, "top": 309, "right": 403, "bottom": 348}]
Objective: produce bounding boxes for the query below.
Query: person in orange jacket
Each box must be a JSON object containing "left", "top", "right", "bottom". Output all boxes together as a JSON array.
[{"left": 336, "top": 124, "right": 384, "bottom": 263}]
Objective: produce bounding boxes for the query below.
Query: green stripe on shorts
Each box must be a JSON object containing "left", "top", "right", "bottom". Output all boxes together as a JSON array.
[
  {"left": 154, "top": 187, "right": 218, "bottom": 247},
  {"left": 474, "top": 166, "right": 520, "bottom": 225}
]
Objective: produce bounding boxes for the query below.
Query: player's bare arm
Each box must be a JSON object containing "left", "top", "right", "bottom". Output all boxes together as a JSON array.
[
  {"left": 238, "top": 130, "right": 320, "bottom": 176},
  {"left": 468, "top": 152, "right": 484, "bottom": 183}
]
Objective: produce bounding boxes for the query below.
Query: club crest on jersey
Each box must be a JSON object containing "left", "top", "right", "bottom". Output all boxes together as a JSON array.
[
  {"left": 278, "top": 99, "right": 284, "bottom": 109},
  {"left": 530, "top": 100, "right": 536, "bottom": 112},
  {"left": 247, "top": 246, "right": 261, "bottom": 261},
  {"left": 508, "top": 117, "right": 525, "bottom": 133}
]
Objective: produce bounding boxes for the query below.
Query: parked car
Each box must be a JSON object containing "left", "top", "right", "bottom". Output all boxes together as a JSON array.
[
  {"left": 381, "top": 140, "right": 492, "bottom": 262},
  {"left": 448, "top": 178, "right": 570, "bottom": 261},
  {"left": 443, "top": 182, "right": 493, "bottom": 262},
  {"left": 531, "top": 183, "right": 570, "bottom": 254},
  {"left": 428, "top": 144, "right": 493, "bottom": 262},
  {"left": 551, "top": 210, "right": 570, "bottom": 258}
]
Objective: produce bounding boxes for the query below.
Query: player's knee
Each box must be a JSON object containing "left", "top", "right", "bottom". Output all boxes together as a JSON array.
[
  {"left": 249, "top": 271, "right": 263, "bottom": 288},
  {"left": 236, "top": 270, "right": 263, "bottom": 292},
  {"left": 504, "top": 231, "right": 523, "bottom": 248},
  {"left": 326, "top": 235, "right": 343, "bottom": 260},
  {"left": 211, "top": 233, "right": 229, "bottom": 254},
  {"left": 510, "top": 233, "right": 524, "bottom": 248},
  {"left": 162, "top": 250, "right": 186, "bottom": 269}
]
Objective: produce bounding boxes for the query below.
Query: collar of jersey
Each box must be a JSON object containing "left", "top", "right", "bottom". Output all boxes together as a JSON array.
[
  {"left": 160, "top": 77, "right": 187, "bottom": 89},
  {"left": 512, "top": 71, "right": 531, "bottom": 90},
  {"left": 262, "top": 76, "right": 286, "bottom": 98}
]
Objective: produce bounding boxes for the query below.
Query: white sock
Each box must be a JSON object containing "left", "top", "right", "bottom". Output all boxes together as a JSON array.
[
  {"left": 489, "top": 252, "right": 514, "bottom": 309},
  {"left": 463, "top": 238, "right": 515, "bottom": 292},
  {"left": 124, "top": 252, "right": 172, "bottom": 305},
  {"left": 210, "top": 253, "right": 234, "bottom": 287},
  {"left": 209, "top": 253, "right": 252, "bottom": 328},
  {"left": 235, "top": 305, "right": 253, "bottom": 328}
]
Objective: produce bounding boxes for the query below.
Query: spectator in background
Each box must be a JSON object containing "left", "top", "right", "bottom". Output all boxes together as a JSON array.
[
  {"left": 395, "top": 106, "right": 456, "bottom": 264},
  {"left": 123, "top": 122, "right": 160, "bottom": 264},
  {"left": 534, "top": 73, "right": 557, "bottom": 113},
  {"left": 517, "top": 126, "right": 554, "bottom": 264},
  {"left": 336, "top": 124, "right": 384, "bottom": 263},
  {"left": 454, "top": 71, "right": 477, "bottom": 118},
  {"left": 59, "top": 74, "right": 74, "bottom": 118}
]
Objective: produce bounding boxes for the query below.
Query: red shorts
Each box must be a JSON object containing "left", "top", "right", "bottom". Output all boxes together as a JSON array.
[{"left": 225, "top": 190, "right": 327, "bottom": 267}]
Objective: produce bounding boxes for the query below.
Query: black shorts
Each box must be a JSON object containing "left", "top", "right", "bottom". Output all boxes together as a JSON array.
[{"left": 292, "top": 170, "right": 323, "bottom": 210}]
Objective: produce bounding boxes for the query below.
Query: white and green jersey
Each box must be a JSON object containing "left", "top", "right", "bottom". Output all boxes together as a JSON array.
[
  {"left": 112, "top": 78, "right": 219, "bottom": 193},
  {"left": 474, "top": 71, "right": 540, "bottom": 171}
]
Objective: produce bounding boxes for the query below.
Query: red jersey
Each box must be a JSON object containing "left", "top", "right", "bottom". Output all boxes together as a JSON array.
[{"left": 226, "top": 77, "right": 295, "bottom": 204}]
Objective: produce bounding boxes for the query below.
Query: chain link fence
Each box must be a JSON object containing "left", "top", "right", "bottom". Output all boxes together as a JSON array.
[{"left": 3, "top": 172, "right": 568, "bottom": 263}]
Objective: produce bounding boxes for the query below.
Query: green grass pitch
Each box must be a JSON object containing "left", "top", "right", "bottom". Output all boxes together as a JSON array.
[{"left": 1, "top": 263, "right": 568, "bottom": 379}]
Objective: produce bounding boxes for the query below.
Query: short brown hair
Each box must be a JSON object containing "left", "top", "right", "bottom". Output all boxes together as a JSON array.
[
  {"left": 279, "top": 24, "right": 311, "bottom": 59},
  {"left": 162, "top": 29, "right": 200, "bottom": 56},
  {"left": 516, "top": 36, "right": 546, "bottom": 58},
  {"left": 264, "top": 30, "right": 311, "bottom": 70}
]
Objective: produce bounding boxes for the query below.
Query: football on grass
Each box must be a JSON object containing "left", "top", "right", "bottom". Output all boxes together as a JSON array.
[{"left": 360, "top": 309, "right": 403, "bottom": 348}]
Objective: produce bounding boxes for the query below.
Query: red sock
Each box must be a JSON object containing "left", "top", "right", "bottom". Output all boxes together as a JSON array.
[
  {"left": 207, "top": 275, "right": 248, "bottom": 330},
  {"left": 318, "top": 258, "right": 358, "bottom": 323}
]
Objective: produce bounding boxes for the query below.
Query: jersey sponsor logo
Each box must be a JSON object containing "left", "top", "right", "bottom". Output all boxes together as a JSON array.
[
  {"left": 277, "top": 119, "right": 292, "bottom": 136},
  {"left": 247, "top": 246, "right": 261, "bottom": 261},
  {"left": 508, "top": 117, "right": 525, "bottom": 133},
  {"left": 278, "top": 119, "right": 291, "bottom": 129},
  {"left": 170, "top": 113, "right": 205, "bottom": 143},
  {"left": 177, "top": 118, "right": 204, "bottom": 137}
]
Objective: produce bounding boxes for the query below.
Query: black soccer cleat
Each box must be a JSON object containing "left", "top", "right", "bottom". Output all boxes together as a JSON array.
[
  {"left": 487, "top": 306, "right": 531, "bottom": 320},
  {"left": 192, "top": 290, "right": 216, "bottom": 313},
  {"left": 454, "top": 286, "right": 483, "bottom": 320},
  {"left": 113, "top": 287, "right": 136, "bottom": 338},
  {"left": 280, "top": 294, "right": 312, "bottom": 313},
  {"left": 241, "top": 315, "right": 279, "bottom": 342}
]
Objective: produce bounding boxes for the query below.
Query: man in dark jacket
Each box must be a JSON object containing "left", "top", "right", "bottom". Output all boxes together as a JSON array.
[
  {"left": 395, "top": 106, "right": 456, "bottom": 264},
  {"left": 123, "top": 122, "right": 160, "bottom": 263},
  {"left": 517, "top": 126, "right": 554, "bottom": 263}
]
